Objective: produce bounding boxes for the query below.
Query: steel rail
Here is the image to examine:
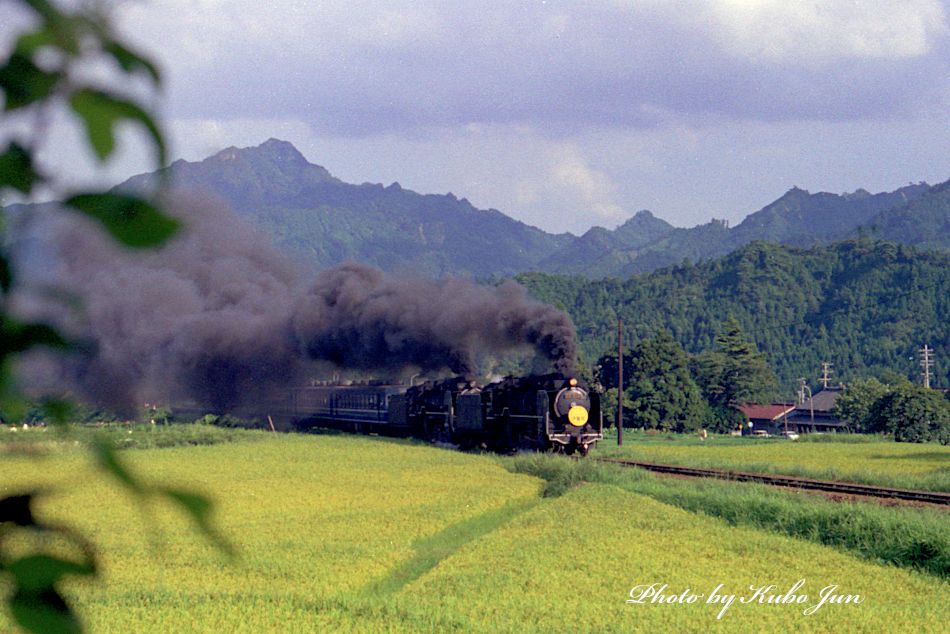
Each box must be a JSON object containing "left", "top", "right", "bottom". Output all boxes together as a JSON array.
[{"left": 595, "top": 458, "right": 950, "bottom": 506}]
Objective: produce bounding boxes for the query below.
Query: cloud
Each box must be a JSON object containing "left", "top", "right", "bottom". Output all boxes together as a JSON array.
[
  {"left": 113, "top": 1, "right": 950, "bottom": 137},
  {"left": 516, "top": 145, "right": 625, "bottom": 230},
  {"left": 705, "top": 0, "right": 947, "bottom": 63}
]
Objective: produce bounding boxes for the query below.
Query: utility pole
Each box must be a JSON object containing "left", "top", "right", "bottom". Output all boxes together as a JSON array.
[
  {"left": 820, "top": 362, "right": 834, "bottom": 390},
  {"left": 617, "top": 318, "right": 623, "bottom": 446},
  {"left": 799, "top": 379, "right": 813, "bottom": 427},
  {"left": 919, "top": 345, "right": 934, "bottom": 389}
]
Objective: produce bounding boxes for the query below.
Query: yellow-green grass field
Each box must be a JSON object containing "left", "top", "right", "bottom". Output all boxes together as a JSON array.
[
  {"left": 596, "top": 431, "right": 950, "bottom": 492},
  {"left": 1, "top": 434, "right": 947, "bottom": 632}
]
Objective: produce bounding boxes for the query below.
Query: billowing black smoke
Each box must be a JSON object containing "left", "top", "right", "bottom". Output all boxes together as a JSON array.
[
  {"left": 30, "top": 195, "right": 302, "bottom": 412},
  {"left": 16, "top": 195, "right": 577, "bottom": 412},
  {"left": 293, "top": 263, "right": 576, "bottom": 376}
]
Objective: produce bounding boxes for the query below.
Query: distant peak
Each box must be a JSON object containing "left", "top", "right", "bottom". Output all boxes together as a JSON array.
[
  {"left": 262, "top": 137, "right": 291, "bottom": 146},
  {"left": 256, "top": 138, "right": 309, "bottom": 163},
  {"left": 211, "top": 146, "right": 240, "bottom": 161},
  {"left": 617, "top": 209, "right": 672, "bottom": 230},
  {"left": 843, "top": 188, "right": 871, "bottom": 200},
  {"left": 199, "top": 138, "right": 337, "bottom": 184},
  {"left": 209, "top": 139, "right": 310, "bottom": 165}
]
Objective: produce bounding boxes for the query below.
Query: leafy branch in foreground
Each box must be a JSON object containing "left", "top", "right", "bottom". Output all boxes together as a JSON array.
[{"left": 0, "top": 1, "right": 221, "bottom": 630}]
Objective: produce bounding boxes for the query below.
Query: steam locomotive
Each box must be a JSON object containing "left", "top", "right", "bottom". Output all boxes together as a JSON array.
[{"left": 291, "top": 373, "right": 603, "bottom": 455}]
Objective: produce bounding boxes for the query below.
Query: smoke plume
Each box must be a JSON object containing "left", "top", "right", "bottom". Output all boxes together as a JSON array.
[
  {"left": 293, "top": 263, "right": 576, "bottom": 376},
  {"left": 16, "top": 195, "right": 577, "bottom": 412}
]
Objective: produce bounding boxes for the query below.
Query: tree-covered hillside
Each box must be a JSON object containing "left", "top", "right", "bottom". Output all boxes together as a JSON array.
[
  {"left": 859, "top": 179, "right": 950, "bottom": 251},
  {"left": 542, "top": 183, "right": 935, "bottom": 277},
  {"left": 517, "top": 240, "right": 950, "bottom": 394}
]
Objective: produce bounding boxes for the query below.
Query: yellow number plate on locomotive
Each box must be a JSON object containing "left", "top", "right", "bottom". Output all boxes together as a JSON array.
[{"left": 567, "top": 406, "right": 588, "bottom": 426}]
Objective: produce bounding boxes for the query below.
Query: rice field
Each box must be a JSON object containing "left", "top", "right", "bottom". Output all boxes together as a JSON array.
[
  {"left": 0, "top": 433, "right": 947, "bottom": 632},
  {"left": 595, "top": 431, "right": 950, "bottom": 492},
  {"left": 404, "top": 484, "right": 947, "bottom": 632}
]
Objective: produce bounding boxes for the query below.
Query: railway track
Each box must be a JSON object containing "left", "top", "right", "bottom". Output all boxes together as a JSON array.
[{"left": 596, "top": 458, "right": 950, "bottom": 506}]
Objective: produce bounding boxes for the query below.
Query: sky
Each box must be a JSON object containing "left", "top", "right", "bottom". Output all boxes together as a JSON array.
[{"left": 6, "top": 0, "right": 950, "bottom": 234}]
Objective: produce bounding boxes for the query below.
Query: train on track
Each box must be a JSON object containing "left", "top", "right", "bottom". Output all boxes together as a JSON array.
[{"left": 291, "top": 373, "right": 604, "bottom": 455}]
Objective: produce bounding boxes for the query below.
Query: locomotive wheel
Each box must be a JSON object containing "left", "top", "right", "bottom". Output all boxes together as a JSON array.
[
  {"left": 564, "top": 444, "right": 576, "bottom": 456},
  {"left": 578, "top": 444, "right": 590, "bottom": 457}
]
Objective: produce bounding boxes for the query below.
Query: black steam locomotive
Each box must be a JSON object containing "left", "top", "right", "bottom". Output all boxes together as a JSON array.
[{"left": 291, "top": 373, "right": 603, "bottom": 455}]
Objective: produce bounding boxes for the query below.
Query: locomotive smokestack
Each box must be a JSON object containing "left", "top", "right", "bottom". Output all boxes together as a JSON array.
[{"left": 16, "top": 197, "right": 577, "bottom": 412}]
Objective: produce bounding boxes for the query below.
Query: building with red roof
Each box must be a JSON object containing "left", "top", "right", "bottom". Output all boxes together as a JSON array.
[{"left": 737, "top": 403, "right": 797, "bottom": 436}]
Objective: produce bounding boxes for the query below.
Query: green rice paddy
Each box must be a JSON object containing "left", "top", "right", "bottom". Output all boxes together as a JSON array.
[{"left": 595, "top": 430, "right": 950, "bottom": 491}]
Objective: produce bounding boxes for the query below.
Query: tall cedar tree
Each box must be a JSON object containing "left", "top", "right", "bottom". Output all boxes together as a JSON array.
[
  {"left": 627, "top": 330, "right": 705, "bottom": 432},
  {"left": 695, "top": 317, "right": 778, "bottom": 406}
]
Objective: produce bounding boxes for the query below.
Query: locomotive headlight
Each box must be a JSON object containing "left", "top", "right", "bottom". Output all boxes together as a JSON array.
[{"left": 567, "top": 405, "right": 588, "bottom": 426}]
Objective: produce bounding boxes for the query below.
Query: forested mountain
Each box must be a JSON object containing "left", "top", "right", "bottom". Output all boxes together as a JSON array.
[
  {"left": 538, "top": 210, "right": 675, "bottom": 275},
  {"left": 858, "top": 179, "right": 950, "bottom": 250},
  {"left": 729, "top": 184, "right": 929, "bottom": 246},
  {"left": 561, "top": 183, "right": 934, "bottom": 277},
  {"left": 517, "top": 240, "right": 950, "bottom": 394},
  {"left": 110, "top": 139, "right": 948, "bottom": 278},
  {"left": 119, "top": 139, "right": 571, "bottom": 277}
]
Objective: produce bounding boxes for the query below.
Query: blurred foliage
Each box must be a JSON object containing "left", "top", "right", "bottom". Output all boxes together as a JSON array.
[{"left": 0, "top": 1, "right": 220, "bottom": 631}]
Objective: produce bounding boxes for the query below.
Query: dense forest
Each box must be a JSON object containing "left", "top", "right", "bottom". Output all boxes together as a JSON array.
[{"left": 516, "top": 239, "right": 950, "bottom": 396}]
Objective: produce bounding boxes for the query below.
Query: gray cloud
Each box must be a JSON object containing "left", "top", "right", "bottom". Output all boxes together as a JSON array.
[{"left": 119, "top": 1, "right": 950, "bottom": 136}]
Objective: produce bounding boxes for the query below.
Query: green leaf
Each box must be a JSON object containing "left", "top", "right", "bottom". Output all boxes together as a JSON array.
[
  {"left": 13, "top": 29, "right": 59, "bottom": 57},
  {"left": 68, "top": 88, "right": 166, "bottom": 165},
  {"left": 0, "top": 494, "right": 37, "bottom": 527},
  {"left": 0, "top": 319, "right": 68, "bottom": 356},
  {"left": 0, "top": 53, "right": 62, "bottom": 111},
  {"left": 64, "top": 192, "right": 178, "bottom": 248},
  {"left": 0, "top": 142, "right": 43, "bottom": 194},
  {"left": 92, "top": 436, "right": 143, "bottom": 494},
  {"left": 10, "top": 588, "right": 82, "bottom": 634},
  {"left": 0, "top": 391, "right": 29, "bottom": 424},
  {"left": 0, "top": 251, "right": 12, "bottom": 292},
  {"left": 21, "top": 0, "right": 61, "bottom": 23},
  {"left": 104, "top": 41, "right": 161, "bottom": 84},
  {"left": 15, "top": 17, "right": 83, "bottom": 57},
  {"left": 8, "top": 555, "right": 95, "bottom": 592},
  {"left": 162, "top": 487, "right": 236, "bottom": 559}
]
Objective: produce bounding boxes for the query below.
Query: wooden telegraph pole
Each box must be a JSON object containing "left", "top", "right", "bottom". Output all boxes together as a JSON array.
[{"left": 617, "top": 318, "right": 623, "bottom": 446}]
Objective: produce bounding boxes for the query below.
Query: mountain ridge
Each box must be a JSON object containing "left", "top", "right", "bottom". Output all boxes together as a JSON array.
[{"left": 111, "top": 139, "right": 949, "bottom": 278}]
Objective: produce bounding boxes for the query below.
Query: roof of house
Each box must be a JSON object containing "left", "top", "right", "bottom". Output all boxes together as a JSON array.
[
  {"left": 799, "top": 387, "right": 842, "bottom": 413},
  {"left": 738, "top": 403, "right": 797, "bottom": 421}
]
